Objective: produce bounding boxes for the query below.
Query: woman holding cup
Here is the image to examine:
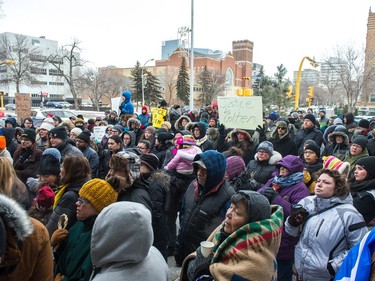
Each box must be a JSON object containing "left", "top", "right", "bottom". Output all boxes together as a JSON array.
[{"left": 182, "top": 190, "right": 284, "bottom": 281}]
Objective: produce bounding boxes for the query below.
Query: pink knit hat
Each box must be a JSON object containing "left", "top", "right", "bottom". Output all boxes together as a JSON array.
[{"left": 226, "top": 156, "right": 246, "bottom": 180}]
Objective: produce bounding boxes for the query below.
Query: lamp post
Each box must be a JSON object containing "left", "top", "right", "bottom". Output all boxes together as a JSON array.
[
  {"left": 294, "top": 56, "right": 319, "bottom": 110},
  {"left": 189, "top": 0, "right": 194, "bottom": 111},
  {"left": 141, "top": 58, "right": 154, "bottom": 109}
]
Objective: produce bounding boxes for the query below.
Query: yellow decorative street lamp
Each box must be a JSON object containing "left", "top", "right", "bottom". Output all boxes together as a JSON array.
[{"left": 294, "top": 56, "right": 319, "bottom": 110}]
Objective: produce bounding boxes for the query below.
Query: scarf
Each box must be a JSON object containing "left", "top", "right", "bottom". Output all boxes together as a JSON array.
[
  {"left": 272, "top": 172, "right": 304, "bottom": 188},
  {"left": 196, "top": 135, "right": 207, "bottom": 147},
  {"left": 350, "top": 178, "right": 375, "bottom": 196},
  {"left": 207, "top": 205, "right": 284, "bottom": 281},
  {"left": 53, "top": 184, "right": 68, "bottom": 209}
]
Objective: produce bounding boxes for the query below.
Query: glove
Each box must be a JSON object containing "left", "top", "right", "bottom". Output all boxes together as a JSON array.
[
  {"left": 218, "top": 124, "right": 225, "bottom": 135},
  {"left": 51, "top": 228, "right": 69, "bottom": 250},
  {"left": 288, "top": 206, "right": 309, "bottom": 227},
  {"left": 194, "top": 246, "right": 214, "bottom": 279},
  {"left": 256, "top": 125, "right": 266, "bottom": 138},
  {"left": 262, "top": 186, "right": 278, "bottom": 203}
]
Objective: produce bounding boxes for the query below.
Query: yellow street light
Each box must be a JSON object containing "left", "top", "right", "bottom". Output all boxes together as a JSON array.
[
  {"left": 294, "top": 56, "right": 319, "bottom": 109},
  {"left": 0, "top": 60, "right": 14, "bottom": 65}
]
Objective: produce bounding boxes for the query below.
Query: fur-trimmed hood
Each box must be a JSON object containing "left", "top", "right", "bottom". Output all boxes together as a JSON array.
[
  {"left": 328, "top": 130, "right": 349, "bottom": 144},
  {"left": 174, "top": 115, "right": 192, "bottom": 131},
  {"left": 127, "top": 118, "right": 141, "bottom": 130},
  {"left": 0, "top": 195, "right": 33, "bottom": 241},
  {"left": 254, "top": 150, "right": 282, "bottom": 165},
  {"left": 230, "top": 129, "right": 253, "bottom": 143},
  {"left": 148, "top": 170, "right": 171, "bottom": 192}
]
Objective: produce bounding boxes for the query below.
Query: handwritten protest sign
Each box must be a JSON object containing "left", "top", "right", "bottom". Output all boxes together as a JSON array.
[
  {"left": 217, "top": 96, "right": 263, "bottom": 130},
  {"left": 111, "top": 97, "right": 121, "bottom": 116},
  {"left": 151, "top": 108, "right": 167, "bottom": 128},
  {"left": 93, "top": 126, "right": 107, "bottom": 142},
  {"left": 15, "top": 93, "right": 31, "bottom": 124}
]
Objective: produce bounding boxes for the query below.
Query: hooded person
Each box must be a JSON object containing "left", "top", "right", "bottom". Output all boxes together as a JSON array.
[
  {"left": 121, "top": 130, "right": 137, "bottom": 149},
  {"left": 174, "top": 115, "right": 192, "bottom": 132},
  {"left": 294, "top": 113, "right": 324, "bottom": 155},
  {"left": 174, "top": 150, "right": 235, "bottom": 266},
  {"left": 137, "top": 105, "right": 151, "bottom": 130},
  {"left": 183, "top": 190, "right": 284, "bottom": 281},
  {"left": 52, "top": 179, "right": 118, "bottom": 281},
  {"left": 127, "top": 117, "right": 142, "bottom": 144},
  {"left": 119, "top": 91, "right": 134, "bottom": 116},
  {"left": 0, "top": 127, "right": 19, "bottom": 157},
  {"left": 228, "top": 129, "right": 256, "bottom": 165},
  {"left": 90, "top": 202, "right": 169, "bottom": 281},
  {"left": 191, "top": 122, "right": 213, "bottom": 152},
  {"left": 4, "top": 116, "right": 17, "bottom": 128},
  {"left": 13, "top": 128, "right": 43, "bottom": 185},
  {"left": 153, "top": 131, "right": 175, "bottom": 168},
  {"left": 269, "top": 119, "right": 298, "bottom": 157},
  {"left": 321, "top": 127, "right": 350, "bottom": 160},
  {"left": 0, "top": 130, "right": 13, "bottom": 164}
]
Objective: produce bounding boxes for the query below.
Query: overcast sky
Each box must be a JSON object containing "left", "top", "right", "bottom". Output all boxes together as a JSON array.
[{"left": 1, "top": 0, "right": 374, "bottom": 79}]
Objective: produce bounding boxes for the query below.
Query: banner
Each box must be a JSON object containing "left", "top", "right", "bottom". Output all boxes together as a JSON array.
[
  {"left": 151, "top": 108, "right": 167, "bottom": 128},
  {"left": 217, "top": 96, "right": 263, "bottom": 130},
  {"left": 111, "top": 97, "right": 121, "bottom": 116},
  {"left": 93, "top": 126, "right": 107, "bottom": 142},
  {"left": 15, "top": 93, "right": 31, "bottom": 124}
]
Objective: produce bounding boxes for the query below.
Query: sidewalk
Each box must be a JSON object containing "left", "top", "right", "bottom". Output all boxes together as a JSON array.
[{"left": 168, "top": 256, "right": 181, "bottom": 281}]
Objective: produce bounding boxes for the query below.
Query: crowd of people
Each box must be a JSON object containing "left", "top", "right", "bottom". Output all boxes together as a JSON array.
[{"left": 0, "top": 92, "right": 374, "bottom": 281}]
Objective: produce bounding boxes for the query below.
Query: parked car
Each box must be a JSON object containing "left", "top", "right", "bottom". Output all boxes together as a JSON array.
[
  {"left": 59, "top": 101, "right": 73, "bottom": 109},
  {"left": 31, "top": 109, "right": 77, "bottom": 121},
  {"left": 46, "top": 101, "right": 63, "bottom": 109},
  {"left": 5, "top": 103, "right": 16, "bottom": 110}
]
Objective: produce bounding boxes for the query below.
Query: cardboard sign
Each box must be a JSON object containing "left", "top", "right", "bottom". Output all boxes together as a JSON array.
[
  {"left": 151, "top": 108, "right": 167, "bottom": 128},
  {"left": 15, "top": 93, "right": 31, "bottom": 124},
  {"left": 111, "top": 97, "right": 121, "bottom": 116},
  {"left": 93, "top": 126, "right": 107, "bottom": 142},
  {"left": 217, "top": 96, "right": 263, "bottom": 130}
]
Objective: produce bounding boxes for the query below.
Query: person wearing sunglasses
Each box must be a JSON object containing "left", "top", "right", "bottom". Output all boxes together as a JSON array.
[
  {"left": 269, "top": 119, "right": 298, "bottom": 157},
  {"left": 52, "top": 179, "right": 118, "bottom": 281}
]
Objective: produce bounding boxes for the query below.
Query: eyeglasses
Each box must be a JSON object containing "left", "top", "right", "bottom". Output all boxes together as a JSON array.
[
  {"left": 137, "top": 146, "right": 147, "bottom": 150},
  {"left": 77, "top": 197, "right": 89, "bottom": 205},
  {"left": 24, "top": 122, "right": 33, "bottom": 125}
]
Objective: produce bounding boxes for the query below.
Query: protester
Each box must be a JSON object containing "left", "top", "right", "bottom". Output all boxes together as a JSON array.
[
  {"left": 76, "top": 130, "right": 99, "bottom": 177},
  {"left": 28, "top": 185, "right": 55, "bottom": 225},
  {"left": 119, "top": 91, "right": 134, "bottom": 116},
  {"left": 49, "top": 126, "right": 83, "bottom": 160}
]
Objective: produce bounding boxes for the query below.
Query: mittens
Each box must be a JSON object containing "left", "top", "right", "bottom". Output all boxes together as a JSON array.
[
  {"left": 288, "top": 205, "right": 309, "bottom": 227},
  {"left": 51, "top": 228, "right": 68, "bottom": 250}
]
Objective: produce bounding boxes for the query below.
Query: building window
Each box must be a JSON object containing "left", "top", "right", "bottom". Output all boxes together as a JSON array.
[
  {"left": 31, "top": 80, "right": 48, "bottom": 85},
  {"left": 30, "top": 54, "right": 46, "bottom": 62},
  {"left": 31, "top": 67, "right": 47, "bottom": 75},
  {"left": 32, "top": 39, "right": 40, "bottom": 46},
  {"left": 370, "top": 94, "right": 375, "bottom": 103},
  {"left": 49, "top": 81, "right": 64, "bottom": 86},
  {"left": 48, "top": 57, "right": 63, "bottom": 64},
  {"left": 49, "top": 69, "right": 64, "bottom": 76}
]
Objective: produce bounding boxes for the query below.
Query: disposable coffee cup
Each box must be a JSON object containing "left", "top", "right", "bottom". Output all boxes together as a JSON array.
[{"left": 200, "top": 241, "right": 214, "bottom": 257}]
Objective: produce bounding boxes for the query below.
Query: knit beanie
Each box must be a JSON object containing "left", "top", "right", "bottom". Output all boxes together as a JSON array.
[
  {"left": 322, "top": 156, "right": 350, "bottom": 175},
  {"left": 115, "top": 151, "right": 141, "bottom": 180},
  {"left": 358, "top": 119, "right": 370, "bottom": 129},
  {"left": 226, "top": 156, "right": 246, "bottom": 180},
  {"left": 49, "top": 126, "right": 67, "bottom": 140},
  {"left": 157, "top": 132, "right": 174, "bottom": 144},
  {"left": 355, "top": 156, "right": 375, "bottom": 179},
  {"left": 276, "top": 120, "right": 288, "bottom": 129},
  {"left": 87, "top": 118, "right": 95, "bottom": 125},
  {"left": 237, "top": 190, "right": 271, "bottom": 222},
  {"left": 43, "top": 148, "right": 61, "bottom": 162},
  {"left": 192, "top": 108, "right": 199, "bottom": 115},
  {"left": 77, "top": 131, "right": 91, "bottom": 143},
  {"left": 21, "top": 128, "right": 36, "bottom": 143},
  {"left": 39, "top": 120, "right": 55, "bottom": 131},
  {"left": 333, "top": 118, "right": 343, "bottom": 125},
  {"left": 79, "top": 179, "right": 118, "bottom": 213},
  {"left": 304, "top": 113, "right": 316, "bottom": 124},
  {"left": 38, "top": 154, "right": 61, "bottom": 176},
  {"left": 112, "top": 125, "right": 124, "bottom": 134},
  {"left": 159, "top": 99, "right": 168, "bottom": 107},
  {"left": 0, "top": 135, "right": 5, "bottom": 151},
  {"left": 140, "top": 153, "right": 159, "bottom": 171},
  {"left": 352, "top": 135, "right": 368, "bottom": 150},
  {"left": 162, "top": 121, "right": 172, "bottom": 130},
  {"left": 70, "top": 127, "right": 82, "bottom": 137},
  {"left": 145, "top": 126, "right": 156, "bottom": 135},
  {"left": 75, "top": 118, "right": 85, "bottom": 125},
  {"left": 182, "top": 135, "right": 196, "bottom": 147},
  {"left": 267, "top": 111, "right": 279, "bottom": 121},
  {"left": 305, "top": 143, "right": 321, "bottom": 158},
  {"left": 36, "top": 186, "right": 55, "bottom": 211},
  {"left": 257, "top": 141, "right": 274, "bottom": 156}
]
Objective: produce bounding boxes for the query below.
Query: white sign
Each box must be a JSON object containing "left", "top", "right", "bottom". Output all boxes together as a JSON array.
[
  {"left": 93, "top": 126, "right": 107, "bottom": 142},
  {"left": 217, "top": 96, "right": 263, "bottom": 130},
  {"left": 111, "top": 97, "right": 121, "bottom": 116}
]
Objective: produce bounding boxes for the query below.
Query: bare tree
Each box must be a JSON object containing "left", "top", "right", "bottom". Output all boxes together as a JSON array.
[
  {"left": 0, "top": 33, "right": 40, "bottom": 93},
  {"left": 322, "top": 44, "right": 374, "bottom": 112},
  {"left": 161, "top": 68, "right": 178, "bottom": 105},
  {"left": 47, "top": 39, "right": 87, "bottom": 109},
  {"left": 197, "top": 66, "right": 226, "bottom": 106}
]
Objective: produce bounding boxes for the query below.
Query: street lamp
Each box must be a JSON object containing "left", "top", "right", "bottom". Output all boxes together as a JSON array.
[
  {"left": 189, "top": 0, "right": 194, "bottom": 111},
  {"left": 141, "top": 58, "right": 154, "bottom": 108},
  {"left": 294, "top": 56, "right": 319, "bottom": 110}
]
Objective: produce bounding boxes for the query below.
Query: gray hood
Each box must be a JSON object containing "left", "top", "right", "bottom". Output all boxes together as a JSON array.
[{"left": 91, "top": 201, "right": 153, "bottom": 267}]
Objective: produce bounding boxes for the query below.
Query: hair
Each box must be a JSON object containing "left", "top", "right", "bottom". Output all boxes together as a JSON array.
[
  {"left": 230, "top": 192, "right": 249, "bottom": 221},
  {"left": 60, "top": 121, "right": 75, "bottom": 132},
  {"left": 0, "top": 157, "right": 26, "bottom": 201},
  {"left": 98, "top": 121, "right": 108, "bottom": 126},
  {"left": 223, "top": 146, "right": 244, "bottom": 158},
  {"left": 107, "top": 155, "right": 132, "bottom": 190},
  {"left": 316, "top": 168, "right": 349, "bottom": 197},
  {"left": 105, "top": 175, "right": 130, "bottom": 193},
  {"left": 109, "top": 135, "right": 123, "bottom": 146},
  {"left": 23, "top": 117, "right": 33, "bottom": 124},
  {"left": 60, "top": 154, "right": 91, "bottom": 185},
  {"left": 138, "top": 140, "right": 151, "bottom": 149}
]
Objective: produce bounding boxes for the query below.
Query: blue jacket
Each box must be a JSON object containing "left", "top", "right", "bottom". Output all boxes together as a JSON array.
[{"left": 119, "top": 91, "right": 134, "bottom": 115}]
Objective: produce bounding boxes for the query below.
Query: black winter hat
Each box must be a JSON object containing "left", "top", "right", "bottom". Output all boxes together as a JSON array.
[
  {"left": 140, "top": 153, "right": 159, "bottom": 171},
  {"left": 156, "top": 132, "right": 174, "bottom": 144},
  {"left": 159, "top": 100, "right": 168, "bottom": 107},
  {"left": 305, "top": 143, "right": 321, "bottom": 158},
  {"left": 352, "top": 135, "right": 368, "bottom": 150},
  {"left": 358, "top": 119, "right": 370, "bottom": 129},
  {"left": 49, "top": 126, "right": 67, "bottom": 140},
  {"left": 38, "top": 154, "right": 61, "bottom": 176},
  {"left": 304, "top": 113, "right": 316, "bottom": 124},
  {"left": 77, "top": 130, "right": 91, "bottom": 143},
  {"left": 21, "top": 128, "right": 36, "bottom": 143},
  {"left": 355, "top": 156, "right": 375, "bottom": 179}
]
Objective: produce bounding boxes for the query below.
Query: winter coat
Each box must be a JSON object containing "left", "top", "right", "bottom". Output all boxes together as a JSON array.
[
  {"left": 175, "top": 151, "right": 235, "bottom": 265},
  {"left": 153, "top": 143, "right": 174, "bottom": 169},
  {"left": 269, "top": 128, "right": 298, "bottom": 157},
  {"left": 0, "top": 148, "right": 13, "bottom": 164},
  {"left": 81, "top": 146, "right": 99, "bottom": 176},
  {"left": 54, "top": 216, "right": 97, "bottom": 281},
  {"left": 119, "top": 91, "right": 134, "bottom": 115},
  {"left": 46, "top": 176, "right": 91, "bottom": 236},
  {"left": 13, "top": 143, "right": 43, "bottom": 184},
  {"left": 127, "top": 118, "right": 143, "bottom": 144},
  {"left": 90, "top": 202, "right": 169, "bottom": 281},
  {"left": 349, "top": 178, "right": 375, "bottom": 224},
  {"left": 165, "top": 145, "right": 202, "bottom": 174},
  {"left": 174, "top": 115, "right": 191, "bottom": 132},
  {"left": 117, "top": 178, "right": 153, "bottom": 213},
  {"left": 367, "top": 138, "right": 375, "bottom": 156},
  {"left": 285, "top": 194, "right": 367, "bottom": 281},
  {"left": 0, "top": 195, "right": 53, "bottom": 281},
  {"left": 246, "top": 150, "right": 282, "bottom": 191},
  {"left": 295, "top": 127, "right": 324, "bottom": 155},
  {"left": 321, "top": 130, "right": 350, "bottom": 160},
  {"left": 54, "top": 138, "right": 83, "bottom": 161},
  {"left": 98, "top": 147, "right": 124, "bottom": 179},
  {"left": 258, "top": 155, "right": 310, "bottom": 261},
  {"left": 192, "top": 123, "right": 214, "bottom": 152},
  {"left": 343, "top": 149, "right": 369, "bottom": 179},
  {"left": 144, "top": 171, "right": 170, "bottom": 260},
  {"left": 1, "top": 127, "right": 19, "bottom": 157},
  {"left": 36, "top": 136, "right": 48, "bottom": 152},
  {"left": 228, "top": 129, "right": 257, "bottom": 165},
  {"left": 138, "top": 111, "right": 151, "bottom": 130}
]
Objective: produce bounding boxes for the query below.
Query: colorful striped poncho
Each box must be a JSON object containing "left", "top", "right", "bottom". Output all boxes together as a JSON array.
[{"left": 207, "top": 205, "right": 284, "bottom": 281}]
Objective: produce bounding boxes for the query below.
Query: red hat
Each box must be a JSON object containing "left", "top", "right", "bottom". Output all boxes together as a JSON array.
[{"left": 36, "top": 186, "right": 55, "bottom": 211}]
